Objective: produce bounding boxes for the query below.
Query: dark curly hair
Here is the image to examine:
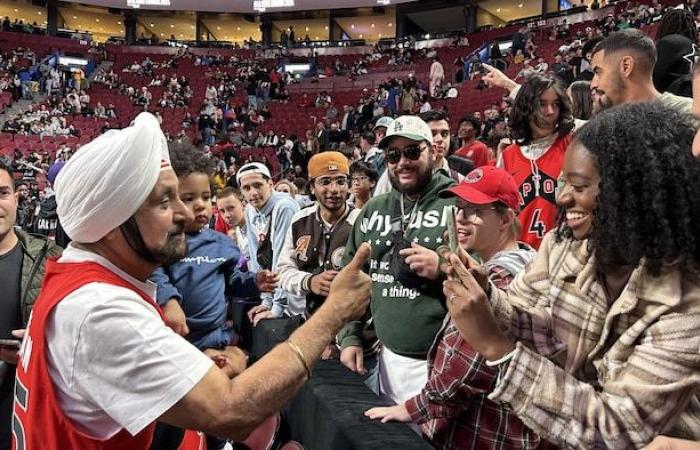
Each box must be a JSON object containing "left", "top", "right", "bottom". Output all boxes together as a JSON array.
[
  {"left": 656, "top": 8, "right": 697, "bottom": 42},
  {"left": 168, "top": 142, "right": 215, "bottom": 178},
  {"left": 458, "top": 114, "right": 482, "bottom": 133},
  {"left": 508, "top": 74, "right": 574, "bottom": 144},
  {"left": 561, "top": 101, "right": 700, "bottom": 275}
]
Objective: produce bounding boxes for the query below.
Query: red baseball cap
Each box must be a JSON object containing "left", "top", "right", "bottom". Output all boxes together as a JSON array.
[{"left": 439, "top": 166, "right": 520, "bottom": 211}]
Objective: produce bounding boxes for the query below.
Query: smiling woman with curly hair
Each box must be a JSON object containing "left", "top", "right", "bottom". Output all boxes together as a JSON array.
[
  {"left": 444, "top": 101, "right": 700, "bottom": 449},
  {"left": 559, "top": 100, "right": 700, "bottom": 275}
]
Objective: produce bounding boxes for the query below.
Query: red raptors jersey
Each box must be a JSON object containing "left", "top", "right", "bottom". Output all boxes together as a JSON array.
[
  {"left": 13, "top": 259, "right": 163, "bottom": 450},
  {"left": 501, "top": 134, "right": 571, "bottom": 249}
]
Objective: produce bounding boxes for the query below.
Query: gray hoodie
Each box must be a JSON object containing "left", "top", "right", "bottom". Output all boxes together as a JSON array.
[{"left": 485, "top": 242, "right": 537, "bottom": 281}]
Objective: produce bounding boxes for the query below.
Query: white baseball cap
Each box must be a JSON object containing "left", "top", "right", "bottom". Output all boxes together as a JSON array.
[
  {"left": 236, "top": 162, "right": 272, "bottom": 185},
  {"left": 378, "top": 115, "right": 434, "bottom": 149},
  {"left": 373, "top": 116, "right": 395, "bottom": 131}
]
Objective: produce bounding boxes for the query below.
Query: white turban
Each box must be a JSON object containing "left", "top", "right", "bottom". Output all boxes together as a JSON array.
[{"left": 55, "top": 112, "right": 171, "bottom": 243}]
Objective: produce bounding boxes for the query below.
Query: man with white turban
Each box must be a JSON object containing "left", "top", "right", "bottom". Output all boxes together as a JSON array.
[{"left": 12, "top": 112, "right": 373, "bottom": 449}]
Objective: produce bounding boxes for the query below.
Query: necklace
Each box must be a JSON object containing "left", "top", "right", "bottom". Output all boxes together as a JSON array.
[{"left": 399, "top": 194, "right": 420, "bottom": 233}]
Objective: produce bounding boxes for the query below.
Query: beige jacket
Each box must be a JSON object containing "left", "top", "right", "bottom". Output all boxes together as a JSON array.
[{"left": 487, "top": 232, "right": 700, "bottom": 449}]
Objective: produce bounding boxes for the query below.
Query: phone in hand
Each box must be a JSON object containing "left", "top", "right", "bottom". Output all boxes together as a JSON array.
[
  {"left": 0, "top": 339, "right": 21, "bottom": 348},
  {"left": 447, "top": 206, "right": 461, "bottom": 280}
]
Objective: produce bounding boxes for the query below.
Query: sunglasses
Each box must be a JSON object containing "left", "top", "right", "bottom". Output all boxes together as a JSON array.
[{"left": 385, "top": 144, "right": 426, "bottom": 164}]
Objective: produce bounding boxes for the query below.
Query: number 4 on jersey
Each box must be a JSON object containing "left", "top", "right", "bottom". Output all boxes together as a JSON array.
[{"left": 528, "top": 208, "right": 546, "bottom": 238}]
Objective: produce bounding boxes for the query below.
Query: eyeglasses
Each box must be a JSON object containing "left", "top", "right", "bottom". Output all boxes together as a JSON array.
[
  {"left": 456, "top": 204, "right": 498, "bottom": 219},
  {"left": 350, "top": 176, "right": 370, "bottom": 184},
  {"left": 385, "top": 144, "right": 426, "bottom": 164},
  {"left": 314, "top": 175, "right": 348, "bottom": 187},
  {"left": 431, "top": 129, "right": 450, "bottom": 139}
]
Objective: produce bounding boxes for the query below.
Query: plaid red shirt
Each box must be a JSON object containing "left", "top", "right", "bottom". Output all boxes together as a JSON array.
[{"left": 404, "top": 268, "right": 553, "bottom": 450}]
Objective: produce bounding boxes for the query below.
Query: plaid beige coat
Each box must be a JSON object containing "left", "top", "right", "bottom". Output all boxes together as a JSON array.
[{"left": 487, "top": 232, "right": 700, "bottom": 449}]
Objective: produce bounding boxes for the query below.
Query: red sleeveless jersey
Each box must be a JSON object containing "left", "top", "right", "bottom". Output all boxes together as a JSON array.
[
  {"left": 13, "top": 259, "right": 164, "bottom": 450},
  {"left": 501, "top": 134, "right": 571, "bottom": 249}
]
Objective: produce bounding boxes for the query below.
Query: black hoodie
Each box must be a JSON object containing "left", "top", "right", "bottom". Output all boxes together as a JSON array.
[{"left": 34, "top": 194, "right": 70, "bottom": 248}]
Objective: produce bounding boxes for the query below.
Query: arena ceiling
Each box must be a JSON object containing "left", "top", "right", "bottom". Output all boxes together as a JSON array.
[
  {"left": 61, "top": 0, "right": 418, "bottom": 13},
  {"left": 479, "top": 0, "right": 542, "bottom": 22}
]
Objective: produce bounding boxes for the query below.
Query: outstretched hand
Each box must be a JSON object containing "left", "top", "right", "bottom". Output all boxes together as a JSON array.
[
  {"left": 324, "top": 243, "right": 373, "bottom": 324},
  {"left": 364, "top": 404, "right": 412, "bottom": 423},
  {"left": 443, "top": 253, "right": 514, "bottom": 361},
  {"left": 482, "top": 63, "right": 519, "bottom": 92}
]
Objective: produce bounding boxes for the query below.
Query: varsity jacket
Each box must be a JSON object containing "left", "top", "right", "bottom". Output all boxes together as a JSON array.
[
  {"left": 338, "top": 171, "right": 456, "bottom": 358},
  {"left": 276, "top": 203, "right": 360, "bottom": 316}
]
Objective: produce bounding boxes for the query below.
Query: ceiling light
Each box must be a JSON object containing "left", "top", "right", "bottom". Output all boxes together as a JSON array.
[
  {"left": 180, "top": 33, "right": 183, "bottom": 37},
  {"left": 150, "top": 22, "right": 154, "bottom": 27},
  {"left": 305, "top": 26, "right": 309, "bottom": 31},
  {"left": 315, "top": 36, "right": 318, "bottom": 39},
  {"left": 170, "top": 24, "right": 174, "bottom": 28},
  {"left": 496, "top": 8, "right": 501, "bottom": 12},
  {"left": 96, "top": 18, "right": 100, "bottom": 22},
  {"left": 378, "top": 33, "right": 382, "bottom": 37},
  {"left": 73, "top": 15, "right": 78, "bottom": 19},
  {"left": 117, "top": 21, "right": 122, "bottom": 25},
  {"left": 359, "top": 34, "right": 363, "bottom": 38},
  {"left": 388, "top": 22, "right": 392, "bottom": 27},
  {"left": 160, "top": 32, "right": 164, "bottom": 36},
  {"left": 127, "top": 0, "right": 170, "bottom": 8},
  {"left": 237, "top": 26, "right": 240, "bottom": 30},
  {"left": 37, "top": 11, "right": 41, "bottom": 15},
  {"left": 190, "top": 24, "right": 194, "bottom": 28},
  {"left": 217, "top": 26, "right": 220, "bottom": 30},
  {"left": 13, "top": 8, "right": 17, "bottom": 12},
  {"left": 518, "top": 3, "right": 523, "bottom": 7},
  {"left": 324, "top": 25, "right": 328, "bottom": 30},
  {"left": 371, "top": 23, "right": 375, "bottom": 28},
  {"left": 351, "top": 24, "right": 354, "bottom": 29}
]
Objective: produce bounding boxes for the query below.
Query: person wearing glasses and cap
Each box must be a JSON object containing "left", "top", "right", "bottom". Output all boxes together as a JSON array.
[
  {"left": 364, "top": 166, "right": 543, "bottom": 450},
  {"left": 338, "top": 115, "right": 456, "bottom": 403},
  {"left": 277, "top": 152, "right": 362, "bottom": 355},
  {"left": 373, "top": 110, "right": 465, "bottom": 196}
]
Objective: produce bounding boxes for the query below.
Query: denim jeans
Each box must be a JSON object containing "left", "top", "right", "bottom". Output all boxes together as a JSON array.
[{"left": 361, "top": 352, "right": 380, "bottom": 395}]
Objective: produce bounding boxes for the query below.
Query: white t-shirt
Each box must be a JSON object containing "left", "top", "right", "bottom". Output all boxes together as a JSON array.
[{"left": 45, "top": 244, "right": 214, "bottom": 440}]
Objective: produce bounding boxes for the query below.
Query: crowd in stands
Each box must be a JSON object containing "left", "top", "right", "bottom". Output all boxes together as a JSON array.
[{"left": 1, "top": 0, "right": 700, "bottom": 449}]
